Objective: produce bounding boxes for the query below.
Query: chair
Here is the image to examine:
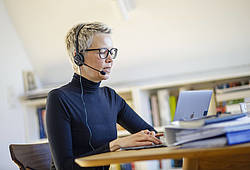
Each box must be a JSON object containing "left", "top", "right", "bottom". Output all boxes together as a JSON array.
[{"left": 9, "top": 142, "right": 51, "bottom": 170}]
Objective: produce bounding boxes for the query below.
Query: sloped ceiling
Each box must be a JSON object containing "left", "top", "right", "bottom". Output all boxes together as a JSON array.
[{"left": 4, "top": 0, "right": 250, "bottom": 87}]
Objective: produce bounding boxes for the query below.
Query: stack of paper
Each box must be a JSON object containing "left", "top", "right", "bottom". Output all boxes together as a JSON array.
[{"left": 164, "top": 113, "right": 250, "bottom": 148}]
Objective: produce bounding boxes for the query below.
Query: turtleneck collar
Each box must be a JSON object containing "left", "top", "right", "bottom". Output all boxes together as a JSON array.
[{"left": 70, "top": 73, "right": 101, "bottom": 92}]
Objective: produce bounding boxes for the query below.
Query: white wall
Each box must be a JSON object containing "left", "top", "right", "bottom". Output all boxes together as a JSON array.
[
  {"left": 109, "top": 0, "right": 250, "bottom": 86},
  {"left": 3, "top": 0, "right": 250, "bottom": 87},
  {"left": 0, "top": 0, "right": 34, "bottom": 169}
]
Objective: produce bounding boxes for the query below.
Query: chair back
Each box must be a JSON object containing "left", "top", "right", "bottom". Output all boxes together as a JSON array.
[{"left": 9, "top": 142, "right": 51, "bottom": 170}]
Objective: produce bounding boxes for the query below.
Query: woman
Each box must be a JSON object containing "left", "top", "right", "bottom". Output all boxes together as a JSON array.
[{"left": 46, "top": 22, "right": 162, "bottom": 170}]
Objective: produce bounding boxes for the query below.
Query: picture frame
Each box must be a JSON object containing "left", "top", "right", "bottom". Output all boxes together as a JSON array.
[{"left": 22, "top": 71, "right": 37, "bottom": 92}]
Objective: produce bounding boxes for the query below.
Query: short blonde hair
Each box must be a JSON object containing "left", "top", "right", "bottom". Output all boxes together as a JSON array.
[{"left": 65, "top": 22, "right": 112, "bottom": 73}]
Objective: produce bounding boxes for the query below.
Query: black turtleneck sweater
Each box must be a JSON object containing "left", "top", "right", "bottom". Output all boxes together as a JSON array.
[{"left": 46, "top": 73, "right": 155, "bottom": 170}]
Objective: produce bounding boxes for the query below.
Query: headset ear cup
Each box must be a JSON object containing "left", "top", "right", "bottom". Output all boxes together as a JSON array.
[{"left": 74, "top": 53, "right": 84, "bottom": 66}]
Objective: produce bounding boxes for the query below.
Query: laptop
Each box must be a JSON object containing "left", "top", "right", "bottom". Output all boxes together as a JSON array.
[
  {"left": 174, "top": 90, "right": 213, "bottom": 121},
  {"left": 121, "top": 90, "right": 213, "bottom": 150}
]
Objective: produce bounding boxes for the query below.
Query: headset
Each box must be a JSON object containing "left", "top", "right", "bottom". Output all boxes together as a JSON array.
[
  {"left": 73, "top": 24, "right": 106, "bottom": 75},
  {"left": 74, "top": 24, "right": 85, "bottom": 66}
]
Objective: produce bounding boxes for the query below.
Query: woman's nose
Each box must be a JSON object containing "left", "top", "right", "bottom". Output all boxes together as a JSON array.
[{"left": 105, "top": 53, "right": 113, "bottom": 63}]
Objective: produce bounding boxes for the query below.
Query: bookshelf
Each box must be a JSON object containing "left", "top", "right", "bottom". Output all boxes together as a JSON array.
[
  {"left": 216, "top": 89, "right": 250, "bottom": 102},
  {"left": 21, "top": 73, "right": 250, "bottom": 170}
]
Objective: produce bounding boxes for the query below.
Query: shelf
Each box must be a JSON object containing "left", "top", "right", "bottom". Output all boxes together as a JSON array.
[
  {"left": 25, "top": 138, "right": 48, "bottom": 144},
  {"left": 216, "top": 84, "right": 250, "bottom": 94},
  {"left": 216, "top": 89, "right": 250, "bottom": 102},
  {"left": 22, "top": 88, "right": 51, "bottom": 99},
  {"left": 22, "top": 98, "right": 47, "bottom": 107},
  {"left": 34, "top": 138, "right": 48, "bottom": 144}
]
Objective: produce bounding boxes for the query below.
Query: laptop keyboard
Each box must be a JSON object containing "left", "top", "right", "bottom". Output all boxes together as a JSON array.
[{"left": 120, "top": 144, "right": 167, "bottom": 150}]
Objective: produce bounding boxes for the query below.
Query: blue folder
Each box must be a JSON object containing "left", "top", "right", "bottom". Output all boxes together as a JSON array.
[{"left": 226, "top": 129, "right": 250, "bottom": 145}]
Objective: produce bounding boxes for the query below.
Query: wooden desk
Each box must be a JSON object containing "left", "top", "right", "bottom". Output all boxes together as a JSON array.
[{"left": 75, "top": 143, "right": 250, "bottom": 170}]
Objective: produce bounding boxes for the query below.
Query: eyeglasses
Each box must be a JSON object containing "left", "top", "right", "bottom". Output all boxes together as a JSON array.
[{"left": 82, "top": 48, "right": 118, "bottom": 59}]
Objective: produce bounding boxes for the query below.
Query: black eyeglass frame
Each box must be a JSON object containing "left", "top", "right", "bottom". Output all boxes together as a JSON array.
[{"left": 81, "top": 48, "right": 118, "bottom": 59}]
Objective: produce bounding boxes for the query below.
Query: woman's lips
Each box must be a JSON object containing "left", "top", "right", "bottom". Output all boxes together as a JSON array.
[{"left": 103, "top": 67, "right": 111, "bottom": 73}]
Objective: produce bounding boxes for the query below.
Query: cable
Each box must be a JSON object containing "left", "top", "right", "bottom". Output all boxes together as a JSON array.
[
  {"left": 79, "top": 68, "right": 95, "bottom": 151},
  {"left": 79, "top": 68, "right": 105, "bottom": 170}
]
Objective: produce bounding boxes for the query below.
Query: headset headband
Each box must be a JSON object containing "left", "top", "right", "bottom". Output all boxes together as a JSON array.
[{"left": 75, "top": 24, "right": 85, "bottom": 54}]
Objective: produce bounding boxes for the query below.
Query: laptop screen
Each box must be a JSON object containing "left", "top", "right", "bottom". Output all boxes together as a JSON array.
[{"left": 174, "top": 90, "right": 213, "bottom": 121}]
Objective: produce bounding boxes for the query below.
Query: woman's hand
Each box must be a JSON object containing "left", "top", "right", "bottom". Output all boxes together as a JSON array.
[{"left": 109, "top": 130, "right": 163, "bottom": 151}]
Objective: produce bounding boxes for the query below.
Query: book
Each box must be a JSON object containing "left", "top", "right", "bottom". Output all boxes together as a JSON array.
[
  {"left": 226, "top": 129, "right": 250, "bottom": 145},
  {"left": 110, "top": 164, "right": 121, "bottom": 170},
  {"left": 41, "top": 109, "right": 47, "bottom": 135},
  {"left": 164, "top": 116, "right": 250, "bottom": 146},
  {"left": 120, "top": 163, "right": 132, "bottom": 170},
  {"left": 226, "top": 104, "right": 242, "bottom": 114},
  {"left": 150, "top": 95, "right": 160, "bottom": 127},
  {"left": 37, "top": 107, "right": 47, "bottom": 139},
  {"left": 171, "top": 113, "right": 247, "bottom": 128},
  {"left": 180, "top": 128, "right": 250, "bottom": 148},
  {"left": 170, "top": 159, "right": 182, "bottom": 168},
  {"left": 169, "top": 96, "right": 176, "bottom": 122},
  {"left": 157, "top": 89, "right": 171, "bottom": 126},
  {"left": 180, "top": 136, "right": 227, "bottom": 149},
  {"left": 175, "top": 127, "right": 226, "bottom": 144},
  {"left": 130, "top": 162, "right": 135, "bottom": 170}
]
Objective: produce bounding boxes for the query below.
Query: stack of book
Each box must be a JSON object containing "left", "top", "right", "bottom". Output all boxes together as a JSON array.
[
  {"left": 37, "top": 107, "right": 47, "bottom": 139},
  {"left": 164, "top": 113, "right": 250, "bottom": 148}
]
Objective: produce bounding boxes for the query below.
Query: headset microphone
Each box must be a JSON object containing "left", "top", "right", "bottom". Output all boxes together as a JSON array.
[{"left": 83, "top": 63, "right": 106, "bottom": 75}]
